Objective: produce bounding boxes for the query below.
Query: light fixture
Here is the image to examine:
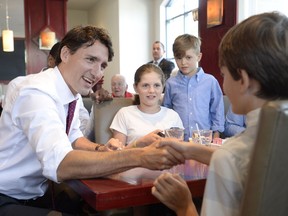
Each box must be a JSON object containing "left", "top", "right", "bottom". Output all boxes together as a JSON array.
[
  {"left": 192, "top": 8, "right": 199, "bottom": 22},
  {"left": 2, "top": 0, "right": 14, "bottom": 52},
  {"left": 207, "top": 0, "right": 223, "bottom": 28},
  {"left": 39, "top": 27, "right": 56, "bottom": 49},
  {"left": 39, "top": 0, "right": 56, "bottom": 50}
]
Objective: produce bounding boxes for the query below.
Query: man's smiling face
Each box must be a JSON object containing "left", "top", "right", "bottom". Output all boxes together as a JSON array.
[{"left": 60, "top": 40, "right": 109, "bottom": 96}]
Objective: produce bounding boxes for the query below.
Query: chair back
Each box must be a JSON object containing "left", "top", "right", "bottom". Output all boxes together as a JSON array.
[
  {"left": 82, "top": 97, "right": 93, "bottom": 113},
  {"left": 93, "top": 98, "right": 134, "bottom": 144},
  {"left": 223, "top": 95, "right": 230, "bottom": 115},
  {"left": 240, "top": 100, "right": 288, "bottom": 216}
]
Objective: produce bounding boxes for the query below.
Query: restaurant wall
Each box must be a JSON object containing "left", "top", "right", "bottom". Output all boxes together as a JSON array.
[
  {"left": 89, "top": 0, "right": 236, "bottom": 93},
  {"left": 67, "top": 10, "right": 88, "bottom": 30},
  {"left": 24, "top": 0, "right": 67, "bottom": 74},
  {"left": 19, "top": 0, "right": 236, "bottom": 92},
  {"left": 86, "top": 0, "right": 120, "bottom": 92},
  {"left": 198, "top": 0, "right": 237, "bottom": 89},
  {"left": 83, "top": 0, "right": 154, "bottom": 93},
  {"left": 118, "top": 0, "right": 154, "bottom": 93}
]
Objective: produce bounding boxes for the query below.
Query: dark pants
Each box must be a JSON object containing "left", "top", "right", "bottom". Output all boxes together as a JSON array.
[{"left": 0, "top": 182, "right": 95, "bottom": 216}]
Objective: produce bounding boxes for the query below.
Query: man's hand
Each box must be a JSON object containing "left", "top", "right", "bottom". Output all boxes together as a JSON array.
[
  {"left": 90, "top": 88, "right": 113, "bottom": 104},
  {"left": 140, "top": 142, "right": 185, "bottom": 170}
]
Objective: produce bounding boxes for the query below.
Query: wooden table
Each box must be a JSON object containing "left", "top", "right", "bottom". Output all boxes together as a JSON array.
[{"left": 67, "top": 163, "right": 208, "bottom": 211}]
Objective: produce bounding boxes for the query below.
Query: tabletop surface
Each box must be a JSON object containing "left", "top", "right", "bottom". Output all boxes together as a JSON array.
[{"left": 68, "top": 162, "right": 208, "bottom": 211}]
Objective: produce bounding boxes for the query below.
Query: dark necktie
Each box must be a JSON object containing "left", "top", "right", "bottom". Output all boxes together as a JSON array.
[{"left": 66, "top": 100, "right": 77, "bottom": 134}]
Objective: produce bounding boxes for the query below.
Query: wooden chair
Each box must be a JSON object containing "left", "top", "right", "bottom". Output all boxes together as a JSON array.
[
  {"left": 93, "top": 98, "right": 134, "bottom": 144},
  {"left": 240, "top": 100, "right": 288, "bottom": 216},
  {"left": 220, "top": 95, "right": 230, "bottom": 138}
]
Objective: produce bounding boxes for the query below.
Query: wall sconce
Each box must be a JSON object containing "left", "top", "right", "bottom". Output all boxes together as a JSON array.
[
  {"left": 207, "top": 0, "right": 223, "bottom": 28},
  {"left": 39, "top": 27, "right": 56, "bottom": 50},
  {"left": 39, "top": 0, "right": 57, "bottom": 50},
  {"left": 192, "top": 9, "right": 199, "bottom": 22},
  {"left": 2, "top": 0, "right": 14, "bottom": 52}
]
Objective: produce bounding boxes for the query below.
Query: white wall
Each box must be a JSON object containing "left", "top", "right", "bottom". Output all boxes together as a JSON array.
[
  {"left": 118, "top": 0, "right": 154, "bottom": 93},
  {"left": 237, "top": 0, "right": 288, "bottom": 23},
  {"left": 87, "top": 0, "right": 120, "bottom": 92},
  {"left": 67, "top": 10, "right": 89, "bottom": 30}
]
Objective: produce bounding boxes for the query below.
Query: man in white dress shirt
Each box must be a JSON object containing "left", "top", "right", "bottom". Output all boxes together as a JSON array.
[{"left": 0, "top": 26, "right": 184, "bottom": 215}]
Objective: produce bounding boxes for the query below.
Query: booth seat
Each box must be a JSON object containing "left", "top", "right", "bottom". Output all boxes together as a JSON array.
[{"left": 93, "top": 98, "right": 134, "bottom": 144}]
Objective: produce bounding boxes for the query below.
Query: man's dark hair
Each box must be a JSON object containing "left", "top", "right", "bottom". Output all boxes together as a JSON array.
[
  {"left": 49, "top": 42, "right": 61, "bottom": 59},
  {"left": 55, "top": 26, "right": 114, "bottom": 65}
]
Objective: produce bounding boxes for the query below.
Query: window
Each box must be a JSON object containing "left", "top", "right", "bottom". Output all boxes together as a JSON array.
[
  {"left": 165, "top": 0, "right": 198, "bottom": 60},
  {"left": 238, "top": 0, "right": 288, "bottom": 22}
]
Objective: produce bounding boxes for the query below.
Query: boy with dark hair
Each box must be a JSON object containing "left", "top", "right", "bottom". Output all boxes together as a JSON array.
[{"left": 152, "top": 11, "right": 288, "bottom": 216}]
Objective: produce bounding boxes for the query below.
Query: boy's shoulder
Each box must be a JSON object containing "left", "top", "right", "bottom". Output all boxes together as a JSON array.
[
  {"left": 165, "top": 74, "right": 179, "bottom": 83},
  {"left": 200, "top": 72, "right": 219, "bottom": 83}
]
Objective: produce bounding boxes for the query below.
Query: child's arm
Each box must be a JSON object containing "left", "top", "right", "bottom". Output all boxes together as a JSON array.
[
  {"left": 210, "top": 81, "right": 225, "bottom": 134},
  {"left": 162, "top": 82, "right": 173, "bottom": 108}
]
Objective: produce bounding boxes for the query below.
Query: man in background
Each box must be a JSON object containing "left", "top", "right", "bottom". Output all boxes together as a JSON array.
[
  {"left": 148, "top": 41, "right": 175, "bottom": 82},
  {"left": 111, "top": 74, "right": 133, "bottom": 98}
]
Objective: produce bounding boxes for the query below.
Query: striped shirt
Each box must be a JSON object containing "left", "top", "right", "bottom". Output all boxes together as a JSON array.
[{"left": 201, "top": 108, "right": 260, "bottom": 216}]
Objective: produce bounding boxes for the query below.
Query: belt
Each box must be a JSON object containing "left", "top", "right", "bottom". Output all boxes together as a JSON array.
[{"left": 0, "top": 193, "right": 34, "bottom": 206}]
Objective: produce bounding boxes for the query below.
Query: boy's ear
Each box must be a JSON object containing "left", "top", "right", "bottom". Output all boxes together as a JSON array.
[
  {"left": 239, "top": 69, "right": 250, "bottom": 93},
  {"left": 197, "top": 53, "right": 202, "bottom": 62}
]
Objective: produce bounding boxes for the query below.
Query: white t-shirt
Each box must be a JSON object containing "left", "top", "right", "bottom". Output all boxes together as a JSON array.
[{"left": 110, "top": 105, "right": 184, "bottom": 145}]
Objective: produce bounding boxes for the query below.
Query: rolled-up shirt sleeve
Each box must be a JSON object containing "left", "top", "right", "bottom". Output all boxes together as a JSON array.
[{"left": 13, "top": 90, "right": 74, "bottom": 182}]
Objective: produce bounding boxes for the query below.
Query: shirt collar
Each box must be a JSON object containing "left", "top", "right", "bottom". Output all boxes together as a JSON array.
[
  {"left": 177, "top": 67, "right": 204, "bottom": 82},
  {"left": 246, "top": 108, "right": 261, "bottom": 127},
  {"left": 155, "top": 57, "right": 164, "bottom": 64},
  {"left": 195, "top": 67, "right": 204, "bottom": 82},
  {"left": 54, "top": 67, "right": 80, "bottom": 105}
]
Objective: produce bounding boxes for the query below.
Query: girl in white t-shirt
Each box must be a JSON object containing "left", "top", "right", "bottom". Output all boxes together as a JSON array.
[{"left": 110, "top": 63, "right": 183, "bottom": 147}]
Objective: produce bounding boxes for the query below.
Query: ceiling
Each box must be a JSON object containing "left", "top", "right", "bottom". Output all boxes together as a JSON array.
[{"left": 0, "top": 0, "right": 98, "bottom": 37}]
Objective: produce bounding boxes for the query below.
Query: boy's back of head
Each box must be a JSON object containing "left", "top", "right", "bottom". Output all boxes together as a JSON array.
[{"left": 219, "top": 11, "right": 288, "bottom": 100}]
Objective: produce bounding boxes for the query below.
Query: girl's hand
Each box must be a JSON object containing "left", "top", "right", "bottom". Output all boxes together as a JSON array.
[
  {"left": 105, "top": 138, "right": 124, "bottom": 151},
  {"left": 136, "top": 129, "right": 164, "bottom": 147}
]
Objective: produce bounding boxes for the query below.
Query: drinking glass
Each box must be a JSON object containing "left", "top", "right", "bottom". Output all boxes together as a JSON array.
[
  {"left": 164, "top": 127, "right": 184, "bottom": 140},
  {"left": 164, "top": 127, "right": 185, "bottom": 176},
  {"left": 191, "top": 129, "right": 213, "bottom": 146}
]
